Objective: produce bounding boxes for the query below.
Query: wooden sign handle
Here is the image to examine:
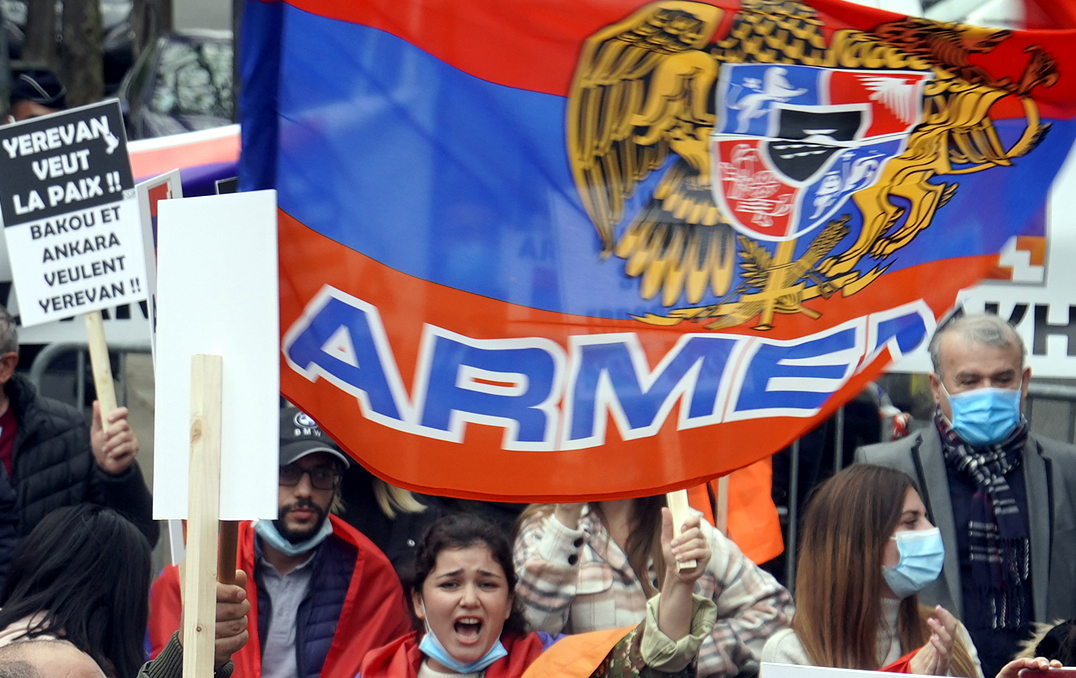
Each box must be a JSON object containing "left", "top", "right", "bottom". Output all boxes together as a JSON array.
[
  {"left": 665, "top": 489, "right": 698, "bottom": 570},
  {"left": 84, "top": 311, "right": 117, "bottom": 416},
  {"left": 217, "top": 521, "right": 239, "bottom": 585},
  {"left": 714, "top": 476, "right": 729, "bottom": 535},
  {"left": 182, "top": 354, "right": 223, "bottom": 678}
]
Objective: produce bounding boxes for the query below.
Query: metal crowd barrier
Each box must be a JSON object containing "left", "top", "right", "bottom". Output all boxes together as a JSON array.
[{"left": 26, "top": 342, "right": 150, "bottom": 410}]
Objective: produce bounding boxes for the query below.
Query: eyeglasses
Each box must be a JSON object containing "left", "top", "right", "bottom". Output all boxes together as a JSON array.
[{"left": 279, "top": 463, "right": 341, "bottom": 490}]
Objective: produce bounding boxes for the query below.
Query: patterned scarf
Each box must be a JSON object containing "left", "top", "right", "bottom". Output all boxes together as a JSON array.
[{"left": 936, "top": 412, "right": 1030, "bottom": 631}]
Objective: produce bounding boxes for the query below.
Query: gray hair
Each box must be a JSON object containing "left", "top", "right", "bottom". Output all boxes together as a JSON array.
[
  {"left": 928, "top": 312, "right": 1025, "bottom": 373},
  {"left": 0, "top": 306, "right": 17, "bottom": 356},
  {"left": 0, "top": 662, "right": 37, "bottom": 678}
]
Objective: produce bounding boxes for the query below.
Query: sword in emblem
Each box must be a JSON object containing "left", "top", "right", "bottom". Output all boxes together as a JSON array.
[{"left": 739, "top": 240, "right": 800, "bottom": 330}]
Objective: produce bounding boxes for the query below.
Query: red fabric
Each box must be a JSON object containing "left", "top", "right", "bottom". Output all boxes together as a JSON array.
[
  {"left": 147, "top": 564, "right": 181, "bottom": 660},
  {"left": 0, "top": 406, "right": 16, "bottom": 478},
  {"left": 360, "top": 631, "right": 544, "bottom": 678},
  {"left": 147, "top": 515, "right": 411, "bottom": 678},
  {"left": 879, "top": 649, "right": 918, "bottom": 673}
]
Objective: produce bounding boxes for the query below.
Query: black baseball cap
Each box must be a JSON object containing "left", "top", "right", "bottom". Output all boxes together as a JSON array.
[
  {"left": 279, "top": 407, "right": 350, "bottom": 468},
  {"left": 10, "top": 70, "right": 67, "bottom": 109}
]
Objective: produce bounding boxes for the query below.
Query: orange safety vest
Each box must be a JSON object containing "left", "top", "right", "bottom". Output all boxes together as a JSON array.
[{"left": 687, "top": 457, "right": 783, "bottom": 565}]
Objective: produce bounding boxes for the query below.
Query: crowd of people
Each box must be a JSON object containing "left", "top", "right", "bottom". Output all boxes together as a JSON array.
[{"left": 0, "top": 82, "right": 1072, "bottom": 677}]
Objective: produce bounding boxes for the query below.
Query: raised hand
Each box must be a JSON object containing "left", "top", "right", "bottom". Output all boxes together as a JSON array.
[
  {"left": 656, "top": 507, "right": 712, "bottom": 642},
  {"left": 90, "top": 402, "right": 138, "bottom": 474},
  {"left": 661, "top": 508, "right": 711, "bottom": 586}
]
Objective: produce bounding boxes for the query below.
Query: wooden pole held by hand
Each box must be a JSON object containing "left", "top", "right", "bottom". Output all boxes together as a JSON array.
[
  {"left": 84, "top": 311, "right": 117, "bottom": 416},
  {"left": 182, "top": 354, "right": 223, "bottom": 678},
  {"left": 714, "top": 476, "right": 729, "bottom": 535},
  {"left": 218, "top": 521, "right": 239, "bottom": 585},
  {"left": 665, "top": 489, "right": 698, "bottom": 570}
]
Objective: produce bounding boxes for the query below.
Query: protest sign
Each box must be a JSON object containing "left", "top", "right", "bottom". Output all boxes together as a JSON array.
[
  {"left": 0, "top": 128, "right": 237, "bottom": 348},
  {"left": 152, "top": 191, "right": 279, "bottom": 521},
  {"left": 0, "top": 100, "right": 147, "bottom": 327},
  {"left": 136, "top": 170, "right": 182, "bottom": 364}
]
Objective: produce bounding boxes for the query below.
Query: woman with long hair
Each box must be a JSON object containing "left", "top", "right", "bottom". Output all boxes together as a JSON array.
[
  {"left": 360, "top": 510, "right": 716, "bottom": 678},
  {"left": 762, "top": 464, "right": 982, "bottom": 676},
  {"left": 0, "top": 503, "right": 151, "bottom": 678},
  {"left": 512, "top": 497, "right": 793, "bottom": 677}
]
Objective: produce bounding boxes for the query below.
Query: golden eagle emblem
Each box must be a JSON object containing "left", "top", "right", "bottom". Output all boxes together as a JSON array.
[{"left": 567, "top": 0, "right": 1055, "bottom": 330}]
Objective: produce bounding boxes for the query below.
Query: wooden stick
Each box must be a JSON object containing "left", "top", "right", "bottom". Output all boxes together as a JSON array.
[
  {"left": 182, "top": 354, "right": 223, "bottom": 678},
  {"left": 665, "top": 489, "right": 697, "bottom": 570},
  {"left": 84, "top": 311, "right": 118, "bottom": 416},
  {"left": 218, "top": 521, "right": 239, "bottom": 585},
  {"left": 714, "top": 476, "right": 730, "bottom": 535}
]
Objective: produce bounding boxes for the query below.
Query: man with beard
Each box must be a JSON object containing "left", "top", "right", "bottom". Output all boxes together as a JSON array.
[{"left": 146, "top": 407, "right": 411, "bottom": 678}]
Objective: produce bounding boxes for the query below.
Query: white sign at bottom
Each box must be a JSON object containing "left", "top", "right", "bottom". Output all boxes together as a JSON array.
[{"left": 762, "top": 663, "right": 926, "bottom": 678}]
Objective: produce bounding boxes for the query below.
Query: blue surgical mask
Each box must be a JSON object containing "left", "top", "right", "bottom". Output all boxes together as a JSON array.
[
  {"left": 882, "top": 527, "right": 944, "bottom": 599},
  {"left": 942, "top": 384, "right": 1022, "bottom": 446},
  {"left": 417, "top": 601, "right": 507, "bottom": 674},
  {"left": 254, "top": 517, "right": 333, "bottom": 557}
]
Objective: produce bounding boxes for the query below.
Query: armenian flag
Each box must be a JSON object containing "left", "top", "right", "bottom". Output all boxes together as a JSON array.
[{"left": 240, "top": 0, "right": 1076, "bottom": 500}]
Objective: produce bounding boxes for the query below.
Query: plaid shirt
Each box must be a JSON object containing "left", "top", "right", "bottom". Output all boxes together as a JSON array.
[{"left": 514, "top": 508, "right": 794, "bottom": 677}]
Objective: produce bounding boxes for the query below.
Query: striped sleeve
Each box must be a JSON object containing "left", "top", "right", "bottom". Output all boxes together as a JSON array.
[{"left": 513, "top": 511, "right": 589, "bottom": 634}]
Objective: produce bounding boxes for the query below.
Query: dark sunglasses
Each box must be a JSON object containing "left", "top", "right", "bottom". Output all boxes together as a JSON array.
[{"left": 279, "top": 463, "right": 341, "bottom": 490}]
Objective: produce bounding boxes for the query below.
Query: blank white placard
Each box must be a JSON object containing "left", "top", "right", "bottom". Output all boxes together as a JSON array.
[{"left": 152, "top": 191, "right": 279, "bottom": 520}]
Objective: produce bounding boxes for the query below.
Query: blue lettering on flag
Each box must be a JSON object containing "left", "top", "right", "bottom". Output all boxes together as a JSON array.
[
  {"left": 283, "top": 286, "right": 934, "bottom": 448},
  {"left": 732, "top": 324, "right": 861, "bottom": 416},
  {"left": 282, "top": 288, "right": 409, "bottom": 424},
  {"left": 416, "top": 329, "right": 562, "bottom": 448}
]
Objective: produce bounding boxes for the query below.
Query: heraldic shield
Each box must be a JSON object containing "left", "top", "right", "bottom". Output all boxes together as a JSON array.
[{"left": 711, "top": 64, "right": 933, "bottom": 242}]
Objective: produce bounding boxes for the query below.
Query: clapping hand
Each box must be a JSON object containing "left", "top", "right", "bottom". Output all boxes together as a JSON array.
[{"left": 909, "top": 606, "right": 958, "bottom": 676}]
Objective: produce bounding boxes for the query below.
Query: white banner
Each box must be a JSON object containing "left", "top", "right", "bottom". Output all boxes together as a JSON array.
[{"left": 891, "top": 141, "right": 1076, "bottom": 377}]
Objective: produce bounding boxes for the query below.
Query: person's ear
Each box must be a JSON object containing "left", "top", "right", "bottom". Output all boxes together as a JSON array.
[
  {"left": 928, "top": 371, "right": 945, "bottom": 407},
  {"left": 505, "top": 593, "right": 513, "bottom": 620},
  {"left": 412, "top": 590, "right": 425, "bottom": 621},
  {"left": 0, "top": 352, "right": 19, "bottom": 385}
]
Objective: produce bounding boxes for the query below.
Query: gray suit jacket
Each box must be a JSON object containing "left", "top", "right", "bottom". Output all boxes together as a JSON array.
[{"left": 856, "top": 430, "right": 1076, "bottom": 623}]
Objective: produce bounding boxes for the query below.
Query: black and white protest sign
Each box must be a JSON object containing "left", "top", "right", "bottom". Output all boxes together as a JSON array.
[{"left": 0, "top": 100, "right": 148, "bottom": 326}]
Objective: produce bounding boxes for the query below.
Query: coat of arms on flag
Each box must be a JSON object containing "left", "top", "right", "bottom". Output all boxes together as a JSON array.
[{"left": 711, "top": 64, "right": 932, "bottom": 241}]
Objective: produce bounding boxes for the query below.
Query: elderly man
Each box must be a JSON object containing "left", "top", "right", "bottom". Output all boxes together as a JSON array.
[
  {"left": 857, "top": 313, "right": 1076, "bottom": 676},
  {"left": 0, "top": 306, "right": 156, "bottom": 583},
  {"left": 148, "top": 407, "right": 410, "bottom": 678}
]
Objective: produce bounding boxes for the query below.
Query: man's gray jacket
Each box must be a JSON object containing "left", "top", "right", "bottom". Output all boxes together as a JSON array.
[{"left": 856, "top": 428, "right": 1076, "bottom": 623}]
